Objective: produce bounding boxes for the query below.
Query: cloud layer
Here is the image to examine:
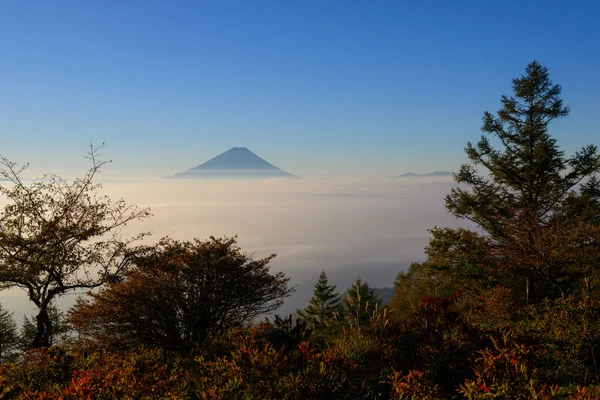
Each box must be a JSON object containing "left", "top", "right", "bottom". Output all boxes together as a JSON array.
[{"left": 0, "top": 176, "right": 463, "bottom": 317}]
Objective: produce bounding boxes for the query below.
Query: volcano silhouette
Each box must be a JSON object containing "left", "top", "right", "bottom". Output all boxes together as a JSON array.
[
  {"left": 396, "top": 171, "right": 454, "bottom": 178},
  {"left": 168, "top": 147, "right": 296, "bottom": 179}
]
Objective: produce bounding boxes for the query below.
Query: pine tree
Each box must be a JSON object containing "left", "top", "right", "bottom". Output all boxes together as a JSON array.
[
  {"left": 343, "top": 277, "right": 381, "bottom": 328},
  {"left": 297, "top": 271, "right": 342, "bottom": 335},
  {"left": 0, "top": 303, "right": 19, "bottom": 363},
  {"left": 446, "top": 61, "right": 600, "bottom": 301}
]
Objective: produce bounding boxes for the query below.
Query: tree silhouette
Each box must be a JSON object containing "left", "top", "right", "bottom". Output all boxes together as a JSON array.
[
  {"left": 298, "top": 270, "right": 342, "bottom": 335},
  {"left": 343, "top": 277, "right": 381, "bottom": 329},
  {"left": 67, "top": 236, "right": 293, "bottom": 351},
  {"left": 0, "top": 303, "right": 18, "bottom": 363},
  {"left": 446, "top": 61, "right": 600, "bottom": 300},
  {"left": 0, "top": 145, "right": 151, "bottom": 347},
  {"left": 20, "top": 304, "right": 69, "bottom": 350}
]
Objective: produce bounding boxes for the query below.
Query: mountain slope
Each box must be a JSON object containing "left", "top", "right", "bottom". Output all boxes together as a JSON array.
[{"left": 168, "top": 147, "right": 296, "bottom": 179}]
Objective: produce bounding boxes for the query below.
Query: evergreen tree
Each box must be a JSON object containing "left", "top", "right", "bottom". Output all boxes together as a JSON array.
[
  {"left": 446, "top": 61, "right": 600, "bottom": 301},
  {"left": 343, "top": 277, "right": 381, "bottom": 328},
  {"left": 297, "top": 271, "right": 342, "bottom": 335},
  {"left": 0, "top": 303, "right": 19, "bottom": 363}
]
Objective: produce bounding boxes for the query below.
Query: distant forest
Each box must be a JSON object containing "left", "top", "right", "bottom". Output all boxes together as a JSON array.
[{"left": 0, "top": 61, "right": 599, "bottom": 399}]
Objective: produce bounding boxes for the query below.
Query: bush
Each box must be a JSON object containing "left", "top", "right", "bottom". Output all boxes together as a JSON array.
[{"left": 459, "top": 332, "right": 560, "bottom": 399}]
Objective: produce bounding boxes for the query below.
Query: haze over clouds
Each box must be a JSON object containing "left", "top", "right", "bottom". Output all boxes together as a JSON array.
[{"left": 0, "top": 175, "right": 464, "bottom": 318}]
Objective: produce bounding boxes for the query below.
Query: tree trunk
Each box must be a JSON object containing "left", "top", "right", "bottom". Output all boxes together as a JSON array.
[
  {"left": 545, "top": 273, "right": 566, "bottom": 301},
  {"left": 33, "top": 305, "right": 53, "bottom": 348}
]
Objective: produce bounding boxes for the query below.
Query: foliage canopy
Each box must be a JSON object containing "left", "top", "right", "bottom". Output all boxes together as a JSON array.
[
  {"left": 0, "top": 145, "right": 151, "bottom": 347},
  {"left": 445, "top": 61, "right": 600, "bottom": 300},
  {"left": 68, "top": 236, "right": 293, "bottom": 351}
]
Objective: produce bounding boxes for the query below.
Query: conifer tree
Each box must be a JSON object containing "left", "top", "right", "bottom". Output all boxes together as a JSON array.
[
  {"left": 298, "top": 271, "right": 342, "bottom": 334},
  {"left": 0, "top": 303, "right": 19, "bottom": 364},
  {"left": 446, "top": 61, "right": 600, "bottom": 300},
  {"left": 343, "top": 277, "right": 381, "bottom": 328}
]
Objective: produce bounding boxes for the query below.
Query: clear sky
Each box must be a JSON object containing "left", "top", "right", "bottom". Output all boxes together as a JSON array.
[{"left": 1, "top": 0, "right": 598, "bottom": 177}]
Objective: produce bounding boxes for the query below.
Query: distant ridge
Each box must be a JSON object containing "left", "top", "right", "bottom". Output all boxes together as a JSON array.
[
  {"left": 168, "top": 147, "right": 297, "bottom": 179},
  {"left": 395, "top": 171, "right": 454, "bottom": 178}
]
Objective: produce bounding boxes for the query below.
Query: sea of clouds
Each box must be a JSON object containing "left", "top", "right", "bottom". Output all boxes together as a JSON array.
[{"left": 0, "top": 176, "right": 465, "bottom": 318}]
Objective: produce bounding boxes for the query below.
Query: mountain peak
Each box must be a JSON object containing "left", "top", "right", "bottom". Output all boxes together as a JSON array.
[
  {"left": 396, "top": 171, "right": 454, "bottom": 178},
  {"left": 168, "top": 147, "right": 296, "bottom": 179}
]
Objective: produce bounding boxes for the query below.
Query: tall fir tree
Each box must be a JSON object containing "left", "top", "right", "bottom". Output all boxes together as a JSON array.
[
  {"left": 343, "top": 277, "right": 381, "bottom": 328},
  {"left": 446, "top": 61, "right": 600, "bottom": 301},
  {"left": 0, "top": 303, "right": 19, "bottom": 364},
  {"left": 297, "top": 271, "right": 342, "bottom": 335}
]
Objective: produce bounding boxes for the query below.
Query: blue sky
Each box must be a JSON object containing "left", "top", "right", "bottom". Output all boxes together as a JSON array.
[{"left": 1, "top": 0, "right": 599, "bottom": 177}]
